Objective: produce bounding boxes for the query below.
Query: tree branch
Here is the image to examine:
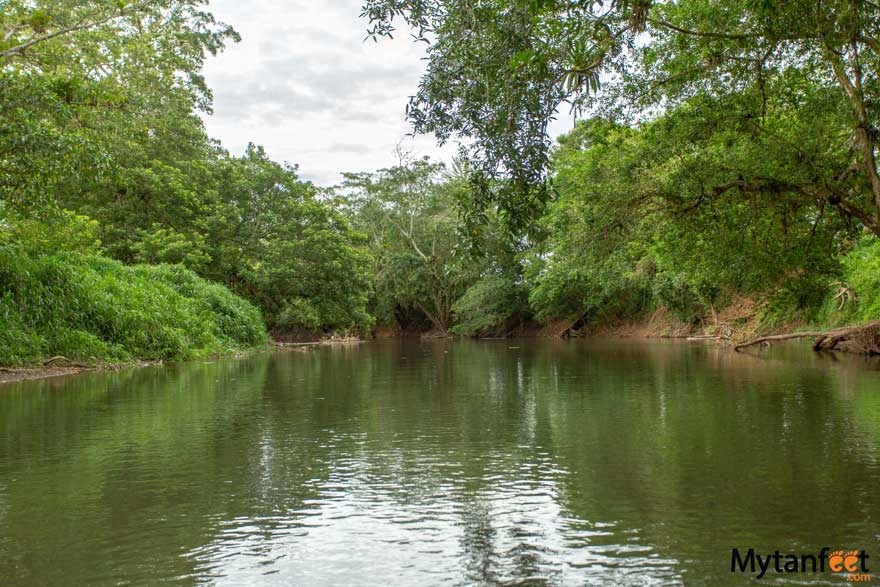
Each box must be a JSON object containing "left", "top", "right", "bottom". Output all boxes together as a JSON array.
[
  {"left": 648, "top": 17, "right": 754, "bottom": 40},
  {"left": 0, "top": 4, "right": 149, "bottom": 60}
]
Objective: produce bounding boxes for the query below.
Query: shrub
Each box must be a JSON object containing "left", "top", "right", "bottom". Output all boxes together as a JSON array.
[
  {"left": 0, "top": 249, "right": 268, "bottom": 365},
  {"left": 451, "top": 275, "right": 529, "bottom": 336},
  {"left": 816, "top": 235, "right": 880, "bottom": 326}
]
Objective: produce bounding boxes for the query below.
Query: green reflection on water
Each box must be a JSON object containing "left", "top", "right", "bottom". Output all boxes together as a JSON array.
[{"left": 1, "top": 339, "right": 879, "bottom": 586}]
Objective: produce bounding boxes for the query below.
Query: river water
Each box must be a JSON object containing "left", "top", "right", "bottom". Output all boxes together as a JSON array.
[{"left": 1, "top": 339, "right": 879, "bottom": 586}]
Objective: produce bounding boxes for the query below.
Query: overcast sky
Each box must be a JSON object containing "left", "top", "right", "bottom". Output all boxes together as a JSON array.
[
  {"left": 199, "top": 0, "right": 448, "bottom": 186},
  {"left": 200, "top": 0, "right": 575, "bottom": 187}
]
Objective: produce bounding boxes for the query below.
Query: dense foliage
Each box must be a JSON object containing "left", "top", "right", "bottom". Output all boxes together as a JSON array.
[
  {"left": 336, "top": 156, "right": 531, "bottom": 335},
  {"left": 0, "top": 248, "right": 266, "bottom": 365},
  {"left": 355, "top": 0, "right": 880, "bottom": 337},
  {"left": 0, "top": 0, "right": 373, "bottom": 362},
  {"left": 528, "top": 114, "right": 849, "bottom": 328},
  {"left": 362, "top": 0, "right": 880, "bottom": 239},
  {"left": 3, "top": 0, "right": 880, "bottom": 367}
]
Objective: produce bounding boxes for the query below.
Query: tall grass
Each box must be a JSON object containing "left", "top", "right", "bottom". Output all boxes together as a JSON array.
[{"left": 0, "top": 248, "right": 268, "bottom": 365}]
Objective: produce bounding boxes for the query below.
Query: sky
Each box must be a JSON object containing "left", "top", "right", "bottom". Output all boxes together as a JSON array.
[
  {"left": 201, "top": 0, "right": 575, "bottom": 187},
  {"left": 200, "top": 0, "right": 456, "bottom": 186}
]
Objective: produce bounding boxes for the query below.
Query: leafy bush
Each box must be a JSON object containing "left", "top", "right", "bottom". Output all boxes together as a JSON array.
[
  {"left": 0, "top": 249, "right": 267, "bottom": 365},
  {"left": 815, "top": 235, "right": 880, "bottom": 327},
  {"left": 650, "top": 271, "right": 706, "bottom": 324},
  {"left": 840, "top": 236, "right": 880, "bottom": 321},
  {"left": 451, "top": 275, "right": 529, "bottom": 335}
]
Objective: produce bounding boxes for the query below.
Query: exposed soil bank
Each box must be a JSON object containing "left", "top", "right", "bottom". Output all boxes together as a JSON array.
[
  {"left": 0, "top": 365, "right": 90, "bottom": 385},
  {"left": 367, "top": 304, "right": 880, "bottom": 355},
  {"left": 562, "top": 303, "right": 880, "bottom": 355},
  {"left": 0, "top": 359, "right": 164, "bottom": 386}
]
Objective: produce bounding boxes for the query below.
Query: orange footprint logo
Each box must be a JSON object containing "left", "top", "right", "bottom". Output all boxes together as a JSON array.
[{"left": 829, "top": 549, "right": 861, "bottom": 573}]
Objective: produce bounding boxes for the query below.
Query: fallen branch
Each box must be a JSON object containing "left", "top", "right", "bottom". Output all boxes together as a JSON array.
[
  {"left": 559, "top": 309, "right": 590, "bottom": 338},
  {"left": 687, "top": 335, "right": 731, "bottom": 341},
  {"left": 734, "top": 321, "right": 880, "bottom": 353},
  {"left": 43, "top": 355, "right": 70, "bottom": 365},
  {"left": 42, "top": 356, "right": 91, "bottom": 368}
]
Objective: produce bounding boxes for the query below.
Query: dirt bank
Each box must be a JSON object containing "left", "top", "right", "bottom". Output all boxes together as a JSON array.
[
  {"left": 563, "top": 300, "right": 880, "bottom": 355},
  {"left": 0, "top": 338, "right": 371, "bottom": 387},
  {"left": 0, "top": 359, "right": 166, "bottom": 386},
  {"left": 0, "top": 365, "right": 91, "bottom": 385}
]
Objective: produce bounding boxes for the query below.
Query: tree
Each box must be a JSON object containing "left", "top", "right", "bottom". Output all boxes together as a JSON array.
[
  {"left": 1, "top": 0, "right": 397, "bottom": 345},
  {"left": 0, "top": 0, "right": 237, "bottom": 214},
  {"left": 361, "top": 0, "right": 880, "bottom": 237},
  {"left": 529, "top": 110, "right": 849, "bottom": 327},
  {"left": 208, "top": 146, "right": 374, "bottom": 334},
  {"left": 339, "top": 156, "right": 468, "bottom": 334}
]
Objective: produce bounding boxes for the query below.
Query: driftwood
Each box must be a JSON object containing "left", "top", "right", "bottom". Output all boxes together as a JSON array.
[
  {"left": 734, "top": 321, "right": 880, "bottom": 353},
  {"left": 43, "top": 355, "right": 91, "bottom": 368}
]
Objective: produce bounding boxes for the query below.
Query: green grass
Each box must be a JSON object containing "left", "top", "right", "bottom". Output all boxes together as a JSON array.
[
  {"left": 751, "top": 235, "right": 880, "bottom": 334},
  {"left": 0, "top": 248, "right": 268, "bottom": 365}
]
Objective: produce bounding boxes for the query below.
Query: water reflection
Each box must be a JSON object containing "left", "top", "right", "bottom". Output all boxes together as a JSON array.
[{"left": 1, "top": 339, "right": 879, "bottom": 585}]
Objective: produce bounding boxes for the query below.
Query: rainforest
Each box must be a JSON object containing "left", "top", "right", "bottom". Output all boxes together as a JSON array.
[
  {"left": 3, "top": 0, "right": 880, "bottom": 367},
  {"left": 5, "top": 3, "right": 880, "bottom": 586}
]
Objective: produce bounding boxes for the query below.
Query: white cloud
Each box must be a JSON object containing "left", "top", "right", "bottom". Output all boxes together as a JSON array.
[{"left": 201, "top": 0, "right": 457, "bottom": 186}]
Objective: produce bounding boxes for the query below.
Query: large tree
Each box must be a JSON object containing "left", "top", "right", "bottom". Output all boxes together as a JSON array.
[
  {"left": 0, "top": 0, "right": 236, "bottom": 213},
  {"left": 338, "top": 156, "right": 468, "bottom": 334},
  {"left": 361, "top": 0, "right": 880, "bottom": 236}
]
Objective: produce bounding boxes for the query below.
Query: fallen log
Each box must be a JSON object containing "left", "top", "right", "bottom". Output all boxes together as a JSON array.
[
  {"left": 734, "top": 321, "right": 880, "bottom": 353},
  {"left": 43, "top": 356, "right": 90, "bottom": 368}
]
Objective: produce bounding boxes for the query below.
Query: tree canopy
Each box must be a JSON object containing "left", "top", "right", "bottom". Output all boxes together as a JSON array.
[
  {"left": 0, "top": 1, "right": 373, "bottom": 350},
  {"left": 362, "top": 0, "right": 880, "bottom": 237},
  {"left": 3, "top": 0, "right": 880, "bottom": 365}
]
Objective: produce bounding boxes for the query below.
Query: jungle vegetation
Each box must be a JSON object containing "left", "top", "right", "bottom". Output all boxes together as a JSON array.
[{"left": 2, "top": 0, "right": 880, "bottom": 364}]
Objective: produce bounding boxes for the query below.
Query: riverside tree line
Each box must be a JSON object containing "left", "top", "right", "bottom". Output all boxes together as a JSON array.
[{"left": 2, "top": 0, "right": 880, "bottom": 364}]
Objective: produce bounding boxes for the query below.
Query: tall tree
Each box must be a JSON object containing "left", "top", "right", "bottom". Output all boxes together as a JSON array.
[
  {"left": 361, "top": 0, "right": 880, "bottom": 236},
  {"left": 208, "top": 146, "right": 374, "bottom": 334},
  {"left": 339, "top": 156, "right": 467, "bottom": 334}
]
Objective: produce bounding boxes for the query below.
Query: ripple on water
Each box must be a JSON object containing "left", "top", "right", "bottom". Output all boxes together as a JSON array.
[{"left": 3, "top": 340, "right": 880, "bottom": 586}]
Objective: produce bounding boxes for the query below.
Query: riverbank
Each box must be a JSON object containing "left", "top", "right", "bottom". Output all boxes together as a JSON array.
[
  {"left": 5, "top": 309, "right": 878, "bottom": 387},
  {"left": 0, "top": 358, "right": 165, "bottom": 385},
  {"left": 0, "top": 352, "right": 253, "bottom": 386},
  {"left": 562, "top": 299, "right": 880, "bottom": 355},
  {"left": 0, "top": 337, "right": 368, "bottom": 386},
  {"left": 0, "top": 251, "right": 268, "bottom": 373}
]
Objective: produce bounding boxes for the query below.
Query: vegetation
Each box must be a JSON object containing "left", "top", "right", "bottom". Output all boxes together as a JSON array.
[
  {"left": 0, "top": 0, "right": 372, "bottom": 364},
  {"left": 335, "top": 155, "right": 531, "bottom": 336},
  {"left": 362, "top": 0, "right": 880, "bottom": 235},
  {"left": 3, "top": 0, "right": 880, "bottom": 367},
  {"left": 355, "top": 0, "right": 880, "bottom": 346},
  {"left": 0, "top": 248, "right": 266, "bottom": 365}
]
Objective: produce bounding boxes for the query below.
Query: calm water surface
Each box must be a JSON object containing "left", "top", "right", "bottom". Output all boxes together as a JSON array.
[{"left": 1, "top": 339, "right": 880, "bottom": 586}]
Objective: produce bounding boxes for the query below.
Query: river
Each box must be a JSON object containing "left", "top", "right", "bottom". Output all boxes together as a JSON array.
[{"left": 1, "top": 339, "right": 879, "bottom": 586}]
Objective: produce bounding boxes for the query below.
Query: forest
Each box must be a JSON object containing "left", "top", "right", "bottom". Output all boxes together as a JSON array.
[{"left": 3, "top": 0, "right": 880, "bottom": 365}]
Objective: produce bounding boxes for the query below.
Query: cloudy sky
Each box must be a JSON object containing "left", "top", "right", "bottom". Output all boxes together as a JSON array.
[
  {"left": 200, "top": 0, "right": 456, "bottom": 186},
  {"left": 201, "top": 0, "right": 575, "bottom": 187}
]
